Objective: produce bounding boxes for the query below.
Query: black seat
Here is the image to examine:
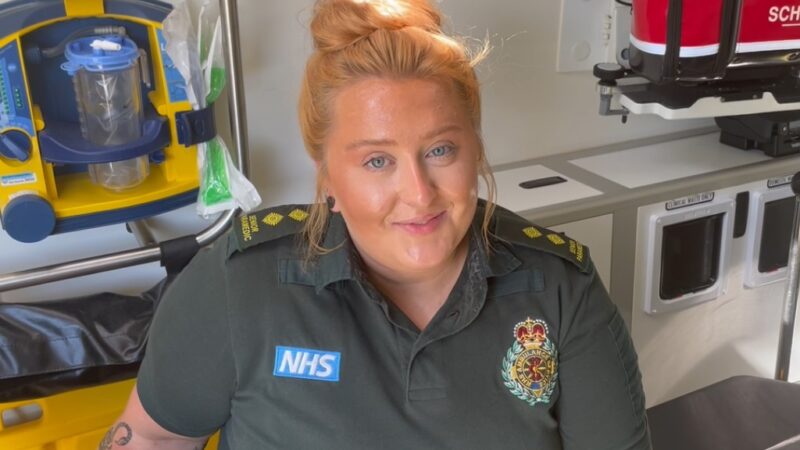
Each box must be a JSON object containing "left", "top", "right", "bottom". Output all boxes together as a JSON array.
[{"left": 647, "top": 375, "right": 800, "bottom": 450}]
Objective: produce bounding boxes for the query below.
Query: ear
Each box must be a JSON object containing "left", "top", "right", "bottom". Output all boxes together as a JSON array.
[
  {"left": 328, "top": 195, "right": 340, "bottom": 212},
  {"left": 316, "top": 160, "right": 340, "bottom": 212},
  {"left": 326, "top": 184, "right": 340, "bottom": 213}
]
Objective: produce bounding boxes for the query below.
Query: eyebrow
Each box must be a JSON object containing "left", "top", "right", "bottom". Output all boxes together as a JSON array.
[{"left": 345, "top": 124, "right": 463, "bottom": 151}]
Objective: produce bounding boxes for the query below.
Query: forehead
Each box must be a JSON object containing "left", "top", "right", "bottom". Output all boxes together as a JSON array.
[{"left": 328, "top": 77, "right": 470, "bottom": 138}]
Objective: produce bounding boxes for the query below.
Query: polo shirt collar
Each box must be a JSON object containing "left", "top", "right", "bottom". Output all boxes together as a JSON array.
[
  {"left": 314, "top": 212, "right": 358, "bottom": 292},
  {"left": 474, "top": 201, "right": 522, "bottom": 279}
]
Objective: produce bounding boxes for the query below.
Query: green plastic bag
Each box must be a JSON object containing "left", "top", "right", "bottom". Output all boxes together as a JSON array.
[{"left": 164, "top": 0, "right": 261, "bottom": 217}]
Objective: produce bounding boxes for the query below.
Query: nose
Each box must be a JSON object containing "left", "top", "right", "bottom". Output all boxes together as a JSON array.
[{"left": 398, "top": 157, "right": 435, "bottom": 207}]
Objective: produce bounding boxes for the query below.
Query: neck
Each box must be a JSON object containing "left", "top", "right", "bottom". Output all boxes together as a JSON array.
[{"left": 361, "top": 238, "right": 470, "bottom": 331}]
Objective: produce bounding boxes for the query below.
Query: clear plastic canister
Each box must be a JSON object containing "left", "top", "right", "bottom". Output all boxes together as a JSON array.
[
  {"left": 73, "top": 62, "right": 143, "bottom": 146},
  {"left": 87, "top": 155, "right": 150, "bottom": 192},
  {"left": 63, "top": 35, "right": 148, "bottom": 191}
]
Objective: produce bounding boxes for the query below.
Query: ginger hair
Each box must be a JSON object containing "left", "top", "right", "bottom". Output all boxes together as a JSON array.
[{"left": 299, "top": 0, "right": 495, "bottom": 256}]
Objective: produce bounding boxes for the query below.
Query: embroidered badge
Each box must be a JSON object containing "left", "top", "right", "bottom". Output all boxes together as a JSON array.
[
  {"left": 274, "top": 346, "right": 341, "bottom": 382},
  {"left": 501, "top": 317, "right": 558, "bottom": 406},
  {"left": 263, "top": 212, "right": 284, "bottom": 226}
]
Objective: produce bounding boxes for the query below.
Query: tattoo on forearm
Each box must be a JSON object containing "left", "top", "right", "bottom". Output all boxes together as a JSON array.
[{"left": 99, "top": 422, "right": 133, "bottom": 449}]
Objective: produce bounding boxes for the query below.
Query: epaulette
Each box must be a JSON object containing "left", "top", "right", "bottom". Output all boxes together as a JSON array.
[
  {"left": 493, "top": 206, "right": 591, "bottom": 274},
  {"left": 230, "top": 204, "right": 311, "bottom": 254}
]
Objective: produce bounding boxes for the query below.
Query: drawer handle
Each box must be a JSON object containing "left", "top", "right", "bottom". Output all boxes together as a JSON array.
[{"left": 1, "top": 403, "right": 43, "bottom": 429}]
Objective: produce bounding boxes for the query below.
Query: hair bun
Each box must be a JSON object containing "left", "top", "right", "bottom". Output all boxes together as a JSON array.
[{"left": 311, "top": 0, "right": 443, "bottom": 53}]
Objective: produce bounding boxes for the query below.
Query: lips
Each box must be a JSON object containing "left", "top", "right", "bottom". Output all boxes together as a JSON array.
[
  {"left": 396, "top": 212, "right": 443, "bottom": 225},
  {"left": 394, "top": 211, "right": 446, "bottom": 235}
]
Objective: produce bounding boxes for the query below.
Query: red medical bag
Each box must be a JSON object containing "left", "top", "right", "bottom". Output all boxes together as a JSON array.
[{"left": 630, "top": 0, "right": 800, "bottom": 83}]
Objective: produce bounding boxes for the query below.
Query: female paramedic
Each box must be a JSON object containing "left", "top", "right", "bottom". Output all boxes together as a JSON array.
[{"left": 102, "top": 0, "right": 651, "bottom": 448}]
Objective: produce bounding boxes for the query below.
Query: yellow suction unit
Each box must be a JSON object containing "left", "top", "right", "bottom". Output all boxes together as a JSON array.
[{"left": 0, "top": 0, "right": 209, "bottom": 243}]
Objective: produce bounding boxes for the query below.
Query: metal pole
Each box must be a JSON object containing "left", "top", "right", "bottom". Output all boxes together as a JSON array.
[
  {"left": 775, "top": 173, "right": 800, "bottom": 380},
  {"left": 127, "top": 219, "right": 157, "bottom": 246},
  {"left": 0, "top": 211, "right": 236, "bottom": 292},
  {"left": 219, "top": 0, "right": 249, "bottom": 175},
  {"left": 0, "top": 247, "right": 162, "bottom": 292}
]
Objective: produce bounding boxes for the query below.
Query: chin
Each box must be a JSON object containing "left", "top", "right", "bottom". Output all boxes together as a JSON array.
[{"left": 400, "top": 243, "right": 458, "bottom": 271}]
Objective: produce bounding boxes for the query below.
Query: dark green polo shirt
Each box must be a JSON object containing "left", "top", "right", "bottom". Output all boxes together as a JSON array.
[{"left": 136, "top": 202, "right": 651, "bottom": 449}]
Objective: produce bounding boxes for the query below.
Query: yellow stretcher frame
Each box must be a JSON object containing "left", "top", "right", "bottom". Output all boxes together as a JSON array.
[{"left": 0, "top": 379, "right": 220, "bottom": 449}]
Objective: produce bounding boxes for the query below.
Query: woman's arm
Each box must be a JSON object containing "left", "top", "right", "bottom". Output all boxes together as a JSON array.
[
  {"left": 556, "top": 261, "right": 652, "bottom": 450},
  {"left": 102, "top": 240, "right": 236, "bottom": 449},
  {"left": 100, "top": 386, "right": 210, "bottom": 450}
]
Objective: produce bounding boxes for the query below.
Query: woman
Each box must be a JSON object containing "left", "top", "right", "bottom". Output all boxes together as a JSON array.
[{"left": 103, "top": 0, "right": 650, "bottom": 448}]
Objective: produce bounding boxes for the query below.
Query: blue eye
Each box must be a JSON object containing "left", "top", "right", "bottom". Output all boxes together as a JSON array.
[
  {"left": 365, "top": 156, "right": 388, "bottom": 170},
  {"left": 428, "top": 145, "right": 453, "bottom": 158}
]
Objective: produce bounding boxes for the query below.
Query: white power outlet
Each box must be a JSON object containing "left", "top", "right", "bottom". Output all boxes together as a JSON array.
[{"left": 556, "top": 0, "right": 614, "bottom": 72}]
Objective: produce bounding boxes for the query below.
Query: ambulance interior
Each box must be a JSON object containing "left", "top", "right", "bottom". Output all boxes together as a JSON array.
[{"left": 2, "top": 0, "right": 800, "bottom": 449}]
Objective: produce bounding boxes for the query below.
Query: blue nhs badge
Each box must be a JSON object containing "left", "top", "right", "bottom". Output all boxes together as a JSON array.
[{"left": 274, "top": 346, "right": 341, "bottom": 382}]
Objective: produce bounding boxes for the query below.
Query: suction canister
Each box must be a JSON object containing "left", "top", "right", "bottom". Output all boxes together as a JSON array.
[{"left": 62, "top": 35, "right": 148, "bottom": 191}]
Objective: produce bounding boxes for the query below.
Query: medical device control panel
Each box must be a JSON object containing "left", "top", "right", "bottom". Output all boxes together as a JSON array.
[{"left": 0, "top": 40, "right": 33, "bottom": 137}]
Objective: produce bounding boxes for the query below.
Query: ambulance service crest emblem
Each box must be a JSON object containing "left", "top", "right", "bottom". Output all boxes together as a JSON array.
[{"left": 501, "top": 317, "right": 558, "bottom": 406}]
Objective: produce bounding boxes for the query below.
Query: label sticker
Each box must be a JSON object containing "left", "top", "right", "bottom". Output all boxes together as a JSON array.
[
  {"left": 274, "top": 346, "right": 341, "bottom": 382},
  {"left": 665, "top": 191, "right": 714, "bottom": 211},
  {"left": 768, "top": 175, "right": 793, "bottom": 189},
  {"left": 1, "top": 172, "right": 36, "bottom": 187}
]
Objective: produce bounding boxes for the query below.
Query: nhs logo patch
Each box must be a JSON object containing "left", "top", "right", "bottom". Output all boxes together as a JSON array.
[{"left": 274, "top": 346, "right": 341, "bottom": 382}]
